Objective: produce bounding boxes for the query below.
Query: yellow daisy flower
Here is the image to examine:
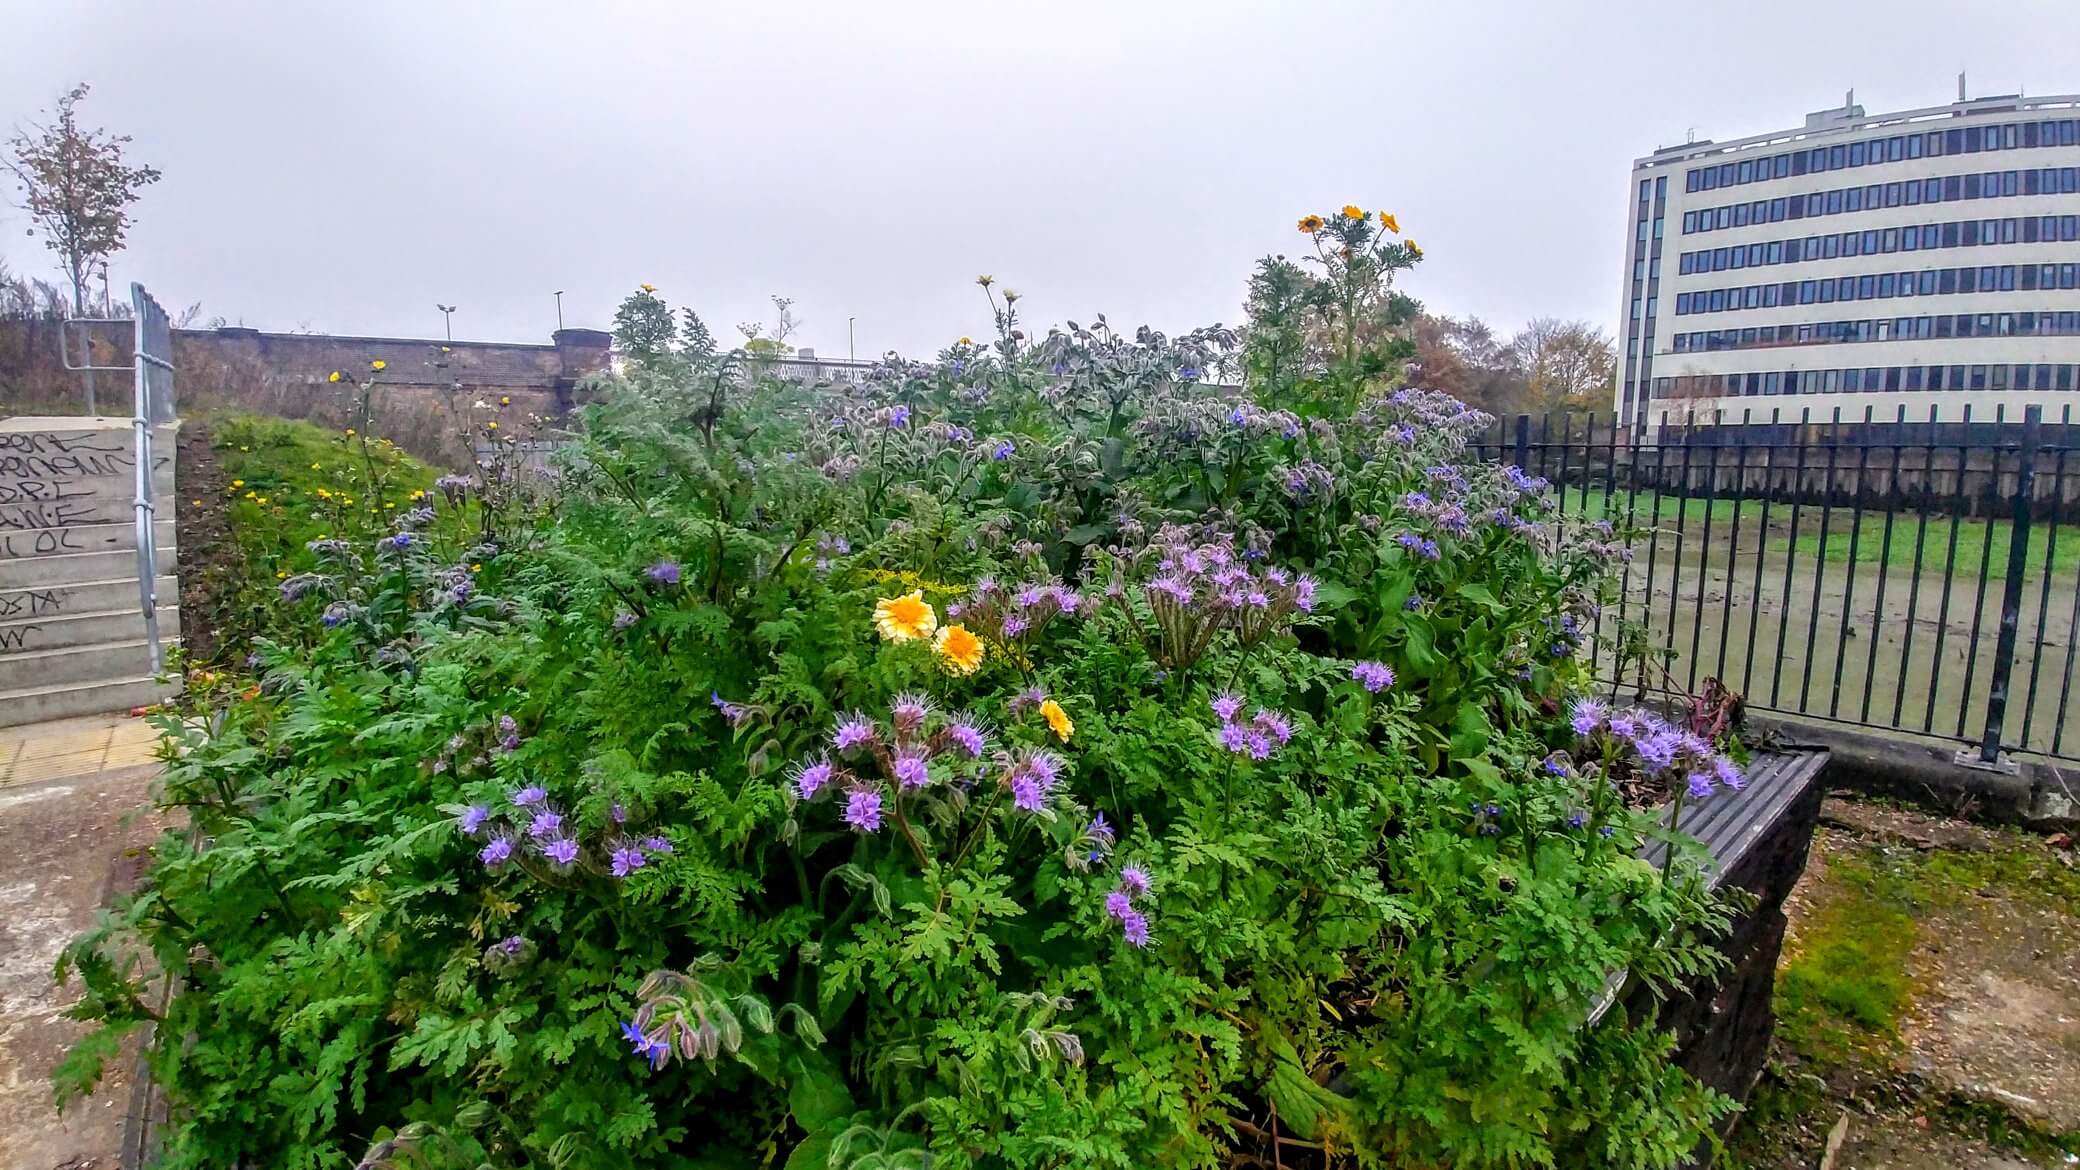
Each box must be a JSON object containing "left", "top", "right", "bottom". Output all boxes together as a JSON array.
[
  {"left": 370, "top": 359, "right": 386, "bottom": 371},
  {"left": 933, "top": 624, "right": 985, "bottom": 675},
  {"left": 1379, "top": 212, "right": 1400, "bottom": 234},
  {"left": 873, "top": 590, "right": 938, "bottom": 643},
  {"left": 1039, "top": 698, "right": 1074, "bottom": 742},
  {"left": 640, "top": 282, "right": 657, "bottom": 293},
  {"left": 328, "top": 370, "right": 342, "bottom": 383},
  {"left": 1342, "top": 204, "right": 1365, "bottom": 220},
  {"left": 1297, "top": 214, "right": 1325, "bottom": 233},
  {"left": 1405, "top": 238, "right": 1423, "bottom": 257}
]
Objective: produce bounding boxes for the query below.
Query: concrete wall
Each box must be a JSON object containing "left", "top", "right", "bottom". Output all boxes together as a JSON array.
[{"left": 3, "top": 321, "right": 611, "bottom": 466}]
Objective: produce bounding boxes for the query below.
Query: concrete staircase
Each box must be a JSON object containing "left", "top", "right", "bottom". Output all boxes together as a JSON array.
[{"left": 1, "top": 417, "right": 181, "bottom": 727}]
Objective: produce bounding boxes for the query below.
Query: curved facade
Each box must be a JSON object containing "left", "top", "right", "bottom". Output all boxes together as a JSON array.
[{"left": 1618, "top": 94, "right": 2080, "bottom": 428}]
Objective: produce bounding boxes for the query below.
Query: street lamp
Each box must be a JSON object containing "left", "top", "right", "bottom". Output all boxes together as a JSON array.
[
  {"left": 436, "top": 303, "right": 457, "bottom": 341},
  {"left": 848, "top": 316, "right": 856, "bottom": 363},
  {"left": 554, "top": 291, "right": 565, "bottom": 332}
]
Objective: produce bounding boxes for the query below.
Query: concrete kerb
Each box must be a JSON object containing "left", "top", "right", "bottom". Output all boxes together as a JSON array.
[{"left": 1748, "top": 714, "right": 2080, "bottom": 829}]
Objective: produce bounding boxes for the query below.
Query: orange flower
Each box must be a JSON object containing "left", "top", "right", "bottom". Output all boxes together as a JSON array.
[
  {"left": 1039, "top": 698, "right": 1074, "bottom": 742},
  {"left": 933, "top": 624, "right": 985, "bottom": 674},
  {"left": 1341, "top": 204, "right": 1365, "bottom": 220},
  {"left": 1405, "top": 238, "right": 1423, "bottom": 257},
  {"left": 1379, "top": 212, "right": 1400, "bottom": 234},
  {"left": 1296, "top": 214, "right": 1325, "bottom": 233},
  {"left": 873, "top": 590, "right": 938, "bottom": 643}
]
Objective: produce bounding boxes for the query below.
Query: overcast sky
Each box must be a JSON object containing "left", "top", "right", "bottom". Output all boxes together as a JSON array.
[{"left": 5, "top": 0, "right": 2078, "bottom": 359}]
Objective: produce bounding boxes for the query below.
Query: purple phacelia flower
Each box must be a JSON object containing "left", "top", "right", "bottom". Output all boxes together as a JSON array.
[
  {"left": 610, "top": 846, "right": 648, "bottom": 877},
  {"left": 947, "top": 719, "right": 987, "bottom": 758},
  {"left": 542, "top": 837, "right": 579, "bottom": 866},
  {"left": 1352, "top": 661, "right": 1395, "bottom": 692},
  {"left": 1104, "top": 890, "right": 1135, "bottom": 920},
  {"left": 1714, "top": 756, "right": 1746, "bottom": 791},
  {"left": 458, "top": 804, "right": 491, "bottom": 835},
  {"left": 1118, "top": 865, "right": 1151, "bottom": 895},
  {"left": 480, "top": 836, "right": 515, "bottom": 868},
  {"left": 832, "top": 714, "right": 876, "bottom": 753},
  {"left": 1009, "top": 774, "right": 1046, "bottom": 812},
  {"left": 1686, "top": 772, "right": 1715, "bottom": 799},
  {"left": 610, "top": 801, "right": 628, "bottom": 824},
  {"left": 1246, "top": 732, "right": 1273, "bottom": 760},
  {"left": 1293, "top": 575, "right": 1317, "bottom": 613},
  {"left": 1252, "top": 708, "right": 1293, "bottom": 746},
  {"left": 498, "top": 934, "right": 526, "bottom": 956},
  {"left": 792, "top": 757, "right": 834, "bottom": 800},
  {"left": 1001, "top": 613, "right": 1029, "bottom": 638},
  {"left": 893, "top": 751, "right": 930, "bottom": 790},
  {"left": 646, "top": 561, "right": 682, "bottom": 585},
  {"left": 1218, "top": 722, "right": 1251, "bottom": 754},
  {"left": 891, "top": 693, "right": 931, "bottom": 735},
  {"left": 528, "top": 810, "right": 564, "bottom": 839},
  {"left": 1636, "top": 733, "right": 1679, "bottom": 773},
  {"left": 845, "top": 789, "right": 884, "bottom": 832},
  {"left": 1120, "top": 911, "right": 1151, "bottom": 947},
  {"left": 1210, "top": 692, "right": 1243, "bottom": 722},
  {"left": 641, "top": 835, "right": 673, "bottom": 854},
  {"left": 512, "top": 785, "right": 547, "bottom": 808}
]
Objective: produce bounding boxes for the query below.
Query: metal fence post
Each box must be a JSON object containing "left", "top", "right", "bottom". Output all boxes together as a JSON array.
[
  {"left": 1974, "top": 404, "right": 2041, "bottom": 765},
  {"left": 1513, "top": 414, "right": 1530, "bottom": 470}
]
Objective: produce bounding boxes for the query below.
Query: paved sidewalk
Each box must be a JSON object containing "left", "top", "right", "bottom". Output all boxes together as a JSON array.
[
  {"left": 0, "top": 715, "right": 162, "bottom": 791},
  {"left": 0, "top": 713, "right": 166, "bottom": 1170}
]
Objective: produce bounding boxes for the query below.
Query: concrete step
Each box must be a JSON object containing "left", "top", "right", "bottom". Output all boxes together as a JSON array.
[
  {"left": 0, "top": 544, "right": 179, "bottom": 589},
  {"left": 0, "top": 469, "right": 178, "bottom": 508},
  {"left": 0, "top": 639, "right": 163, "bottom": 690},
  {"left": 0, "top": 519, "right": 177, "bottom": 563},
  {"left": 0, "top": 576, "right": 177, "bottom": 621},
  {"left": 0, "top": 675, "right": 177, "bottom": 728},
  {"left": 1, "top": 606, "right": 179, "bottom": 652}
]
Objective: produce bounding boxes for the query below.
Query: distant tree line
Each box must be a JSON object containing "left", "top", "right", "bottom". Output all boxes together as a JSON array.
[{"left": 1408, "top": 313, "right": 1617, "bottom": 419}]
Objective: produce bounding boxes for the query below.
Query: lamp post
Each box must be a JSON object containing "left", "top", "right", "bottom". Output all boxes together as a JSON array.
[
  {"left": 555, "top": 291, "right": 565, "bottom": 332},
  {"left": 848, "top": 316, "right": 856, "bottom": 363},
  {"left": 436, "top": 303, "right": 457, "bottom": 341}
]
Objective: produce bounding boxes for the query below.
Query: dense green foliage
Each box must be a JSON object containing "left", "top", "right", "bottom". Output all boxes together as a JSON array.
[{"left": 60, "top": 211, "right": 1741, "bottom": 1169}]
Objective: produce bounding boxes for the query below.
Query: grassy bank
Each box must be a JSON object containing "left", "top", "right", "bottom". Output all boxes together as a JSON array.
[{"left": 179, "top": 412, "right": 440, "bottom": 666}]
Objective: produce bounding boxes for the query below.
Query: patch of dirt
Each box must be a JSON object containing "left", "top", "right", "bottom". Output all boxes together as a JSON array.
[
  {"left": 1903, "top": 881, "right": 2080, "bottom": 1133},
  {"left": 173, "top": 420, "right": 236, "bottom": 665},
  {"left": 1836, "top": 1111, "right": 2060, "bottom": 1169},
  {"left": 0, "top": 764, "right": 166, "bottom": 1170}
]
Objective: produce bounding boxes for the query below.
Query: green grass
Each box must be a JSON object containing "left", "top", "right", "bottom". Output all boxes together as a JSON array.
[
  {"left": 211, "top": 411, "right": 439, "bottom": 559},
  {"left": 1772, "top": 848, "right": 1918, "bottom": 1066},
  {"left": 182, "top": 412, "right": 442, "bottom": 667},
  {"left": 1561, "top": 490, "right": 2080, "bottom": 575}
]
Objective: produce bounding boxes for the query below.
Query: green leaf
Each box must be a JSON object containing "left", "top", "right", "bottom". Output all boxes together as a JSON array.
[
  {"left": 1454, "top": 582, "right": 1505, "bottom": 612},
  {"left": 787, "top": 1051, "right": 854, "bottom": 1131},
  {"left": 1450, "top": 704, "right": 1492, "bottom": 759}
]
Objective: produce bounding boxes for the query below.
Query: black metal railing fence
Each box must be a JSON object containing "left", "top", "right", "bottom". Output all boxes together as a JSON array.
[{"left": 1473, "top": 404, "right": 2079, "bottom": 765}]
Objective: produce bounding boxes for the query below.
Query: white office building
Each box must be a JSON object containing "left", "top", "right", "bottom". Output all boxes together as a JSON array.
[{"left": 1618, "top": 92, "right": 2080, "bottom": 429}]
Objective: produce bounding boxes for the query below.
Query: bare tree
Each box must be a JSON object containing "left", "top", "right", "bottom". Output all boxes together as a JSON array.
[{"left": 5, "top": 83, "right": 161, "bottom": 316}]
